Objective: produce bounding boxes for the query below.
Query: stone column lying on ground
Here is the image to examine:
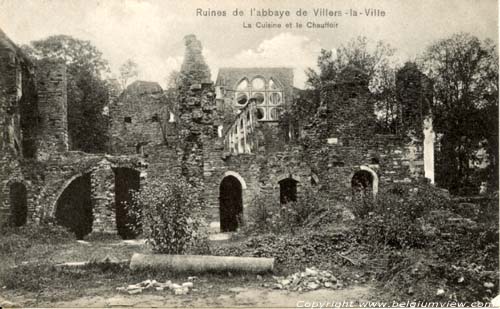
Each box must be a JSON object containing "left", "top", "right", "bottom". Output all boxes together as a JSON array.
[{"left": 129, "top": 253, "right": 274, "bottom": 273}]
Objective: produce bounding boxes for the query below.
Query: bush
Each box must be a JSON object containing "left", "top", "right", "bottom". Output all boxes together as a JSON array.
[
  {"left": 244, "top": 188, "right": 328, "bottom": 235},
  {"left": 377, "top": 248, "right": 498, "bottom": 304},
  {"left": 351, "top": 183, "right": 499, "bottom": 303},
  {"left": 351, "top": 183, "right": 454, "bottom": 249},
  {"left": 127, "top": 176, "right": 207, "bottom": 254}
]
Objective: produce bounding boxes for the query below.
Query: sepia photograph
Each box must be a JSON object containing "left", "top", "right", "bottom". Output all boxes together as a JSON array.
[{"left": 0, "top": 0, "right": 498, "bottom": 307}]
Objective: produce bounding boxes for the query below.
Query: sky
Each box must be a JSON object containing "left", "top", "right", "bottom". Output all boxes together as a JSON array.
[{"left": 0, "top": 0, "right": 498, "bottom": 88}]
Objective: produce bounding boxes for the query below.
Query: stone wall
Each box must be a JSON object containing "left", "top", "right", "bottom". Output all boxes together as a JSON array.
[
  {"left": 35, "top": 59, "right": 68, "bottom": 160},
  {"left": 0, "top": 29, "right": 435, "bottom": 237},
  {"left": 0, "top": 29, "right": 38, "bottom": 226},
  {"left": 109, "top": 81, "right": 176, "bottom": 155}
]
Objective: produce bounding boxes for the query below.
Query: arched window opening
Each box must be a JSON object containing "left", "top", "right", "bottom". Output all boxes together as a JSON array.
[
  {"left": 310, "top": 175, "right": 318, "bottom": 186},
  {"left": 55, "top": 174, "right": 92, "bottom": 239},
  {"left": 114, "top": 168, "right": 141, "bottom": 239},
  {"left": 269, "top": 92, "right": 282, "bottom": 105},
  {"left": 219, "top": 176, "right": 243, "bottom": 232},
  {"left": 168, "top": 112, "right": 176, "bottom": 123},
  {"left": 236, "top": 93, "right": 248, "bottom": 105},
  {"left": 9, "top": 182, "right": 27, "bottom": 227},
  {"left": 256, "top": 108, "right": 265, "bottom": 120},
  {"left": 136, "top": 144, "right": 143, "bottom": 155},
  {"left": 279, "top": 178, "right": 298, "bottom": 204},
  {"left": 269, "top": 78, "right": 280, "bottom": 90},
  {"left": 253, "top": 92, "right": 265, "bottom": 105},
  {"left": 236, "top": 79, "right": 249, "bottom": 90},
  {"left": 217, "top": 125, "right": 223, "bottom": 138},
  {"left": 269, "top": 107, "right": 282, "bottom": 121},
  {"left": 351, "top": 170, "right": 374, "bottom": 200},
  {"left": 252, "top": 77, "right": 265, "bottom": 90}
]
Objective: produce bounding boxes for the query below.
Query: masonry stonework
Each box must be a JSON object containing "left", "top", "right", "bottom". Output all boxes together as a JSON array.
[{"left": 0, "top": 29, "right": 434, "bottom": 237}]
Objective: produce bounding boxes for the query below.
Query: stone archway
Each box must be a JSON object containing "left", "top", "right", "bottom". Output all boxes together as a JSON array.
[
  {"left": 55, "top": 173, "right": 92, "bottom": 239},
  {"left": 351, "top": 166, "right": 379, "bottom": 199},
  {"left": 219, "top": 175, "right": 243, "bottom": 232},
  {"left": 9, "top": 182, "right": 27, "bottom": 227},
  {"left": 279, "top": 177, "right": 298, "bottom": 204},
  {"left": 113, "top": 167, "right": 140, "bottom": 239}
]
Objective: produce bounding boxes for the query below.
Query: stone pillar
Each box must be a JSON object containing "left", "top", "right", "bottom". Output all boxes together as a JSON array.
[
  {"left": 423, "top": 117, "right": 435, "bottom": 184},
  {"left": 35, "top": 59, "right": 68, "bottom": 160},
  {"left": 90, "top": 163, "right": 117, "bottom": 235}
]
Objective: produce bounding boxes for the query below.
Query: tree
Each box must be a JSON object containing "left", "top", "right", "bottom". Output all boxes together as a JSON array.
[
  {"left": 22, "top": 35, "right": 111, "bottom": 153},
  {"left": 306, "top": 36, "right": 396, "bottom": 91},
  {"left": 25, "top": 35, "right": 109, "bottom": 77},
  {"left": 374, "top": 64, "right": 399, "bottom": 134},
  {"left": 119, "top": 59, "right": 139, "bottom": 89},
  {"left": 165, "top": 70, "right": 181, "bottom": 90},
  {"left": 421, "top": 33, "right": 498, "bottom": 193}
]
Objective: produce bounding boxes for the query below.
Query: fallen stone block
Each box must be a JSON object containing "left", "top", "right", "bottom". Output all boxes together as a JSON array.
[
  {"left": 174, "top": 287, "right": 189, "bottom": 295},
  {"left": 182, "top": 282, "right": 194, "bottom": 288},
  {"left": 130, "top": 253, "right": 274, "bottom": 273},
  {"left": 171, "top": 283, "right": 182, "bottom": 290},
  {"left": 127, "top": 284, "right": 141, "bottom": 290},
  {"left": 0, "top": 300, "right": 16, "bottom": 307},
  {"left": 55, "top": 261, "right": 87, "bottom": 268},
  {"left": 128, "top": 288, "right": 143, "bottom": 295}
]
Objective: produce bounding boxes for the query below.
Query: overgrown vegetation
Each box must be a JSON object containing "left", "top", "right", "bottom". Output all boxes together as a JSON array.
[
  {"left": 212, "top": 183, "right": 498, "bottom": 304},
  {"left": 127, "top": 176, "right": 208, "bottom": 254},
  {"left": 422, "top": 33, "right": 499, "bottom": 194},
  {"left": 0, "top": 224, "right": 74, "bottom": 255},
  {"left": 243, "top": 189, "right": 332, "bottom": 235},
  {"left": 351, "top": 183, "right": 498, "bottom": 303},
  {"left": 287, "top": 33, "right": 498, "bottom": 195}
]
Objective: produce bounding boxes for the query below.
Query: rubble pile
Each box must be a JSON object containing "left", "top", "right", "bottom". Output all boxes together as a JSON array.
[
  {"left": 117, "top": 277, "right": 198, "bottom": 295},
  {"left": 272, "top": 267, "right": 343, "bottom": 291}
]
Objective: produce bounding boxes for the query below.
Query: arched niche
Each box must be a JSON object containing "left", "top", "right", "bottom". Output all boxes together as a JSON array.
[
  {"left": 219, "top": 175, "right": 243, "bottom": 232},
  {"left": 54, "top": 173, "right": 92, "bottom": 239},
  {"left": 351, "top": 165, "right": 379, "bottom": 198},
  {"left": 9, "top": 182, "right": 28, "bottom": 227}
]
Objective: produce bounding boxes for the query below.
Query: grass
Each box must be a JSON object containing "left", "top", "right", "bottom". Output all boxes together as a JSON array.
[{"left": 0, "top": 225, "right": 284, "bottom": 306}]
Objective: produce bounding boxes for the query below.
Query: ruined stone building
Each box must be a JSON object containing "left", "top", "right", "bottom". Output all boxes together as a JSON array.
[{"left": 0, "top": 29, "right": 435, "bottom": 238}]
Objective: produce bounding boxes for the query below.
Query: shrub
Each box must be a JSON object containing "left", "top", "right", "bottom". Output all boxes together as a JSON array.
[
  {"left": 352, "top": 183, "right": 499, "bottom": 303},
  {"left": 127, "top": 176, "right": 207, "bottom": 254},
  {"left": 351, "top": 183, "right": 454, "bottom": 249},
  {"left": 244, "top": 187, "right": 328, "bottom": 235}
]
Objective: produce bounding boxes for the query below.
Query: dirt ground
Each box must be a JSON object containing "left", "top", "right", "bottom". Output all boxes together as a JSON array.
[
  {"left": 0, "top": 238, "right": 377, "bottom": 307},
  {"left": 3, "top": 285, "right": 374, "bottom": 307}
]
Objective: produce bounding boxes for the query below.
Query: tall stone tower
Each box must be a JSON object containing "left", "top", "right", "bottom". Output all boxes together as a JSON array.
[
  {"left": 35, "top": 59, "right": 68, "bottom": 160},
  {"left": 320, "top": 65, "right": 375, "bottom": 145},
  {"left": 177, "top": 35, "right": 216, "bottom": 189}
]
